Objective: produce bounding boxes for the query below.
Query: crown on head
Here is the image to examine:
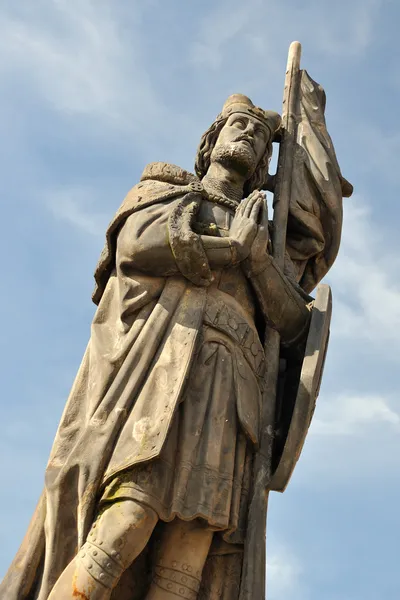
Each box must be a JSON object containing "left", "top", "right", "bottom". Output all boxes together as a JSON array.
[{"left": 218, "top": 94, "right": 281, "bottom": 138}]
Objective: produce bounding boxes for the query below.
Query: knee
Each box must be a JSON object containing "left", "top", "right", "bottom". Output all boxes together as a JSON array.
[
  {"left": 86, "top": 500, "right": 157, "bottom": 570},
  {"left": 94, "top": 500, "right": 157, "bottom": 546}
]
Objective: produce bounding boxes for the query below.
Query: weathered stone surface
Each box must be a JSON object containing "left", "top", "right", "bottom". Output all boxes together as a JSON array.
[{"left": 0, "top": 43, "right": 351, "bottom": 600}]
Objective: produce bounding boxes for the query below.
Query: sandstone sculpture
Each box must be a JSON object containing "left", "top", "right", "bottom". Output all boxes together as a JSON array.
[{"left": 1, "top": 42, "right": 352, "bottom": 600}]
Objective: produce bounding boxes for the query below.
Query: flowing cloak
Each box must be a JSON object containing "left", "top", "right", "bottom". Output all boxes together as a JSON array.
[
  {"left": 1, "top": 157, "right": 345, "bottom": 600},
  {"left": 0, "top": 164, "right": 255, "bottom": 600}
]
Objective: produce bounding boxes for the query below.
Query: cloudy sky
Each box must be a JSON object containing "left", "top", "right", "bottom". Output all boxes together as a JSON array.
[{"left": 1, "top": 1, "right": 400, "bottom": 598}]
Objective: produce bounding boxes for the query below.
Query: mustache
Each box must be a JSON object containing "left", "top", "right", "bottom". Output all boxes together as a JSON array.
[{"left": 232, "top": 135, "right": 255, "bottom": 150}]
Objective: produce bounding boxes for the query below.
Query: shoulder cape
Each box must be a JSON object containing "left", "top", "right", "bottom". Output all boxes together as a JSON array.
[{"left": 92, "top": 162, "right": 202, "bottom": 305}]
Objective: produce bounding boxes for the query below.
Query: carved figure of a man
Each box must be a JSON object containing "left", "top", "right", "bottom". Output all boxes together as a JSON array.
[{"left": 1, "top": 94, "right": 340, "bottom": 600}]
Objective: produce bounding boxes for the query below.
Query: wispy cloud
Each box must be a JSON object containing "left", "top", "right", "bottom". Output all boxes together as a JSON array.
[
  {"left": 190, "top": 2, "right": 258, "bottom": 70},
  {"left": 297, "top": 388, "right": 400, "bottom": 488},
  {"left": 351, "top": 121, "right": 400, "bottom": 186},
  {"left": 267, "top": 542, "right": 303, "bottom": 599},
  {"left": 189, "top": 0, "right": 381, "bottom": 74},
  {"left": 44, "top": 186, "right": 109, "bottom": 236},
  {"left": 327, "top": 196, "right": 400, "bottom": 350},
  {"left": 307, "top": 0, "right": 383, "bottom": 58},
  {"left": 0, "top": 1, "right": 168, "bottom": 141},
  {"left": 312, "top": 394, "right": 400, "bottom": 436}
]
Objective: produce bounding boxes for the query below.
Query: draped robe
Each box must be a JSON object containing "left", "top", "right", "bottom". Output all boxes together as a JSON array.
[{"left": 0, "top": 161, "right": 344, "bottom": 600}]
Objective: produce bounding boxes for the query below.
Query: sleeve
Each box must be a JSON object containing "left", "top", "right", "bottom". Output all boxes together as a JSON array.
[
  {"left": 116, "top": 201, "right": 181, "bottom": 277},
  {"left": 115, "top": 193, "right": 237, "bottom": 285},
  {"left": 248, "top": 254, "right": 312, "bottom": 347}
]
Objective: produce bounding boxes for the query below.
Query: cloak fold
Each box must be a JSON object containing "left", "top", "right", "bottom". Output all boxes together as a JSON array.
[
  {"left": 1, "top": 165, "right": 252, "bottom": 600},
  {"left": 1, "top": 156, "right": 342, "bottom": 600}
]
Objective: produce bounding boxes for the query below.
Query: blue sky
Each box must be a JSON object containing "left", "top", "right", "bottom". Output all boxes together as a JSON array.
[{"left": 1, "top": 1, "right": 400, "bottom": 598}]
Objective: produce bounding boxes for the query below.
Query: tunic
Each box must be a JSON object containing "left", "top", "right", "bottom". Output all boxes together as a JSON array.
[{"left": 100, "top": 197, "right": 264, "bottom": 545}]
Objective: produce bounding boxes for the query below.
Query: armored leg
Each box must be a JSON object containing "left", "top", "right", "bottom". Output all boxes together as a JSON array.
[
  {"left": 146, "top": 519, "right": 213, "bottom": 600},
  {"left": 48, "top": 499, "right": 158, "bottom": 600}
]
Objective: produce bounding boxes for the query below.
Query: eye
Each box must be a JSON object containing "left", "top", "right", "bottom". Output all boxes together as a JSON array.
[
  {"left": 231, "top": 118, "right": 246, "bottom": 130},
  {"left": 255, "top": 127, "right": 268, "bottom": 142}
]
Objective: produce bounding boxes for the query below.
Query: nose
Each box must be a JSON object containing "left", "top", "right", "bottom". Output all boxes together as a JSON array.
[{"left": 244, "top": 122, "right": 255, "bottom": 137}]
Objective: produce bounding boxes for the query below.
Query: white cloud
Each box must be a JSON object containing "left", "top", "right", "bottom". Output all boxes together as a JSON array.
[
  {"left": 189, "top": 0, "right": 381, "bottom": 74},
  {"left": 352, "top": 122, "right": 400, "bottom": 186},
  {"left": 307, "top": 0, "right": 382, "bottom": 58},
  {"left": 190, "top": 2, "right": 257, "bottom": 70},
  {"left": 327, "top": 196, "right": 400, "bottom": 349},
  {"left": 311, "top": 394, "right": 400, "bottom": 436},
  {"left": 295, "top": 389, "right": 400, "bottom": 487},
  {"left": 44, "top": 186, "right": 109, "bottom": 236},
  {"left": 267, "top": 543, "right": 303, "bottom": 598},
  {"left": 0, "top": 1, "right": 168, "bottom": 139}
]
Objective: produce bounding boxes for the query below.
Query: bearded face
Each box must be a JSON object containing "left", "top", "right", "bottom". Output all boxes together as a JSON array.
[{"left": 210, "top": 113, "right": 271, "bottom": 179}]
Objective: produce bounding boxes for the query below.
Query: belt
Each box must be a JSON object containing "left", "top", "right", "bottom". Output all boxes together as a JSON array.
[{"left": 203, "top": 296, "right": 265, "bottom": 377}]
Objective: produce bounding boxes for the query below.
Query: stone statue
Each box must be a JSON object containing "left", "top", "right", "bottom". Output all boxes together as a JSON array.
[{"left": 1, "top": 43, "right": 352, "bottom": 600}]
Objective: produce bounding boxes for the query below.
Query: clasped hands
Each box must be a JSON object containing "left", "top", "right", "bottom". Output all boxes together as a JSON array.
[{"left": 229, "top": 190, "right": 270, "bottom": 275}]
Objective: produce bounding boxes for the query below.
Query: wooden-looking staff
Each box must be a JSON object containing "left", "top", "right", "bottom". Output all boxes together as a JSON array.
[{"left": 239, "top": 41, "right": 302, "bottom": 600}]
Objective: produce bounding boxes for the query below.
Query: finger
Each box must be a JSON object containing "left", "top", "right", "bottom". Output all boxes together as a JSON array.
[
  {"left": 243, "top": 194, "right": 261, "bottom": 218},
  {"left": 238, "top": 193, "right": 256, "bottom": 216},
  {"left": 250, "top": 198, "right": 263, "bottom": 221},
  {"left": 247, "top": 190, "right": 258, "bottom": 202},
  {"left": 254, "top": 191, "right": 266, "bottom": 205},
  {"left": 236, "top": 199, "right": 245, "bottom": 216},
  {"left": 248, "top": 191, "right": 265, "bottom": 212},
  {"left": 237, "top": 194, "right": 253, "bottom": 215},
  {"left": 259, "top": 199, "right": 268, "bottom": 226},
  {"left": 258, "top": 191, "right": 267, "bottom": 204},
  {"left": 241, "top": 190, "right": 262, "bottom": 206}
]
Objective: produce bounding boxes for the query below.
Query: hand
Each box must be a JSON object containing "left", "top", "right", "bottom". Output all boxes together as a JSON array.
[
  {"left": 229, "top": 191, "right": 264, "bottom": 262},
  {"left": 243, "top": 193, "right": 270, "bottom": 276}
]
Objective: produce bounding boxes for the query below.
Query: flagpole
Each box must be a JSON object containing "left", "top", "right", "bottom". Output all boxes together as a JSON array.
[
  {"left": 266, "top": 41, "right": 302, "bottom": 435},
  {"left": 273, "top": 41, "right": 302, "bottom": 265},
  {"left": 239, "top": 41, "right": 302, "bottom": 600}
]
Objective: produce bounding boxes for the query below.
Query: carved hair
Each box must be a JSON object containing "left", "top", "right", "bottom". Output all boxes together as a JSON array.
[{"left": 194, "top": 116, "right": 273, "bottom": 196}]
